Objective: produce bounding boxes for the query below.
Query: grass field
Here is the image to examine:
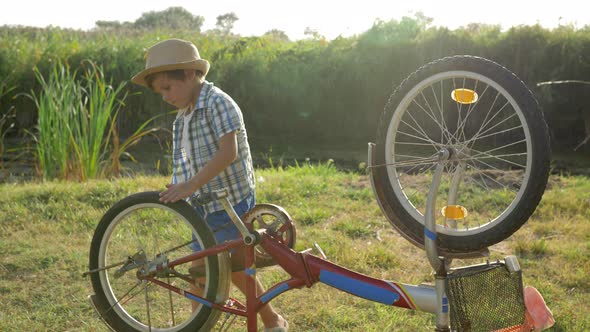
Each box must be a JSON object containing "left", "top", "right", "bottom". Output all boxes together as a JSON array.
[{"left": 0, "top": 163, "right": 588, "bottom": 331}]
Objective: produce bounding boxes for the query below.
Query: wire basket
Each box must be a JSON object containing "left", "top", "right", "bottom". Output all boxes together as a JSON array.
[{"left": 445, "top": 261, "right": 526, "bottom": 332}]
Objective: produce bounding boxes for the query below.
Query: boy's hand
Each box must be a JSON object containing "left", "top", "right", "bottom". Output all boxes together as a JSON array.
[{"left": 159, "top": 182, "right": 197, "bottom": 203}]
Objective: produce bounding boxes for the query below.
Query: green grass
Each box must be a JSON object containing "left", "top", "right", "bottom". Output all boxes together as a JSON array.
[{"left": 0, "top": 166, "right": 589, "bottom": 331}]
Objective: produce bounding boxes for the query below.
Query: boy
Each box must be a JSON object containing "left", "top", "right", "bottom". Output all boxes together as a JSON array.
[{"left": 132, "top": 38, "right": 288, "bottom": 332}]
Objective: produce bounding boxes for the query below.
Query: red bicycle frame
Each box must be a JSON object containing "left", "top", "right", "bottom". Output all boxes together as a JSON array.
[{"left": 150, "top": 226, "right": 438, "bottom": 332}]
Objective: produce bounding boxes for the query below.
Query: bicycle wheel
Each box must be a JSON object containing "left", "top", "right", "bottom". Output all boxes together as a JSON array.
[
  {"left": 88, "top": 192, "right": 231, "bottom": 331},
  {"left": 374, "top": 56, "right": 550, "bottom": 253}
]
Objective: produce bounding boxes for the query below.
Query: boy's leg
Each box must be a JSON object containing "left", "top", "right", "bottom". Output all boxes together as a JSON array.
[
  {"left": 189, "top": 258, "right": 287, "bottom": 328},
  {"left": 190, "top": 194, "right": 287, "bottom": 329},
  {"left": 230, "top": 271, "right": 288, "bottom": 329},
  {"left": 189, "top": 252, "right": 287, "bottom": 328}
]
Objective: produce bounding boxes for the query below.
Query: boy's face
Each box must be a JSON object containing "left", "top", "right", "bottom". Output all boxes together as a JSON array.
[{"left": 151, "top": 73, "right": 195, "bottom": 109}]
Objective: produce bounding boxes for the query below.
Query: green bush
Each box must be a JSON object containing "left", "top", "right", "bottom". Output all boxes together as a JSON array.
[{"left": 2, "top": 17, "right": 590, "bottom": 150}]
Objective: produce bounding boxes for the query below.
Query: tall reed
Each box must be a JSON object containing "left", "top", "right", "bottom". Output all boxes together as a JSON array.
[
  {"left": 70, "top": 61, "right": 127, "bottom": 180},
  {"left": 0, "top": 78, "right": 18, "bottom": 171},
  {"left": 30, "top": 63, "right": 81, "bottom": 179},
  {"left": 28, "top": 61, "right": 158, "bottom": 180}
]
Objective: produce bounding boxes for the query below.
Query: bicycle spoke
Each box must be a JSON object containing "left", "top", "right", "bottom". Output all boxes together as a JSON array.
[
  {"left": 400, "top": 111, "right": 442, "bottom": 152},
  {"left": 153, "top": 228, "right": 161, "bottom": 257},
  {"left": 167, "top": 276, "right": 176, "bottom": 327},
  {"left": 428, "top": 82, "right": 446, "bottom": 143},
  {"left": 161, "top": 239, "right": 197, "bottom": 256},
  {"left": 145, "top": 283, "right": 152, "bottom": 332},
  {"left": 102, "top": 280, "right": 144, "bottom": 315},
  {"left": 466, "top": 91, "right": 504, "bottom": 143},
  {"left": 467, "top": 142, "right": 527, "bottom": 169},
  {"left": 468, "top": 124, "right": 524, "bottom": 142},
  {"left": 463, "top": 154, "right": 527, "bottom": 170},
  {"left": 452, "top": 77, "right": 464, "bottom": 142},
  {"left": 466, "top": 168, "right": 511, "bottom": 220},
  {"left": 419, "top": 90, "right": 455, "bottom": 144},
  {"left": 395, "top": 153, "right": 436, "bottom": 160},
  {"left": 413, "top": 95, "right": 458, "bottom": 143},
  {"left": 395, "top": 141, "right": 438, "bottom": 146},
  {"left": 396, "top": 162, "right": 438, "bottom": 209},
  {"left": 467, "top": 161, "right": 520, "bottom": 193},
  {"left": 466, "top": 101, "right": 514, "bottom": 146},
  {"left": 473, "top": 111, "right": 519, "bottom": 144},
  {"left": 396, "top": 158, "right": 438, "bottom": 176},
  {"left": 397, "top": 129, "right": 442, "bottom": 145},
  {"left": 458, "top": 81, "right": 489, "bottom": 142}
]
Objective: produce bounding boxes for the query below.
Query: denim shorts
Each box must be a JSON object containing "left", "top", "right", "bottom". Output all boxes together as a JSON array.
[{"left": 189, "top": 193, "right": 255, "bottom": 252}]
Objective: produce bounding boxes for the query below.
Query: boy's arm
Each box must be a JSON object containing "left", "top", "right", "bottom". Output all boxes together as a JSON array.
[{"left": 159, "top": 131, "right": 238, "bottom": 203}]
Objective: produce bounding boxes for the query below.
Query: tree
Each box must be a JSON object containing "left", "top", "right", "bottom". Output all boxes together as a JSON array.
[
  {"left": 263, "top": 29, "right": 290, "bottom": 42},
  {"left": 304, "top": 27, "right": 323, "bottom": 40},
  {"left": 133, "top": 7, "right": 205, "bottom": 31},
  {"left": 215, "top": 12, "right": 239, "bottom": 35},
  {"left": 413, "top": 11, "right": 433, "bottom": 29},
  {"left": 95, "top": 20, "right": 122, "bottom": 29},
  {"left": 95, "top": 20, "right": 134, "bottom": 30}
]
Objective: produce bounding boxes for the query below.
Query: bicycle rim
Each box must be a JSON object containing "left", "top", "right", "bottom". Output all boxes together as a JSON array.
[
  {"left": 384, "top": 70, "right": 533, "bottom": 236},
  {"left": 96, "top": 203, "right": 216, "bottom": 331}
]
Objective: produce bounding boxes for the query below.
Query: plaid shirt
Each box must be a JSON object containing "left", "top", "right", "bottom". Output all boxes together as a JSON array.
[{"left": 171, "top": 81, "right": 255, "bottom": 214}]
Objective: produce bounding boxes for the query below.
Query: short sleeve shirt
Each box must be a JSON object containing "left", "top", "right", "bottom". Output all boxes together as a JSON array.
[{"left": 171, "top": 81, "right": 255, "bottom": 214}]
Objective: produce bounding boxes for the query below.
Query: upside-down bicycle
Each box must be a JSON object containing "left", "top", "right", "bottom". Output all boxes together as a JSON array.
[{"left": 84, "top": 56, "right": 554, "bottom": 331}]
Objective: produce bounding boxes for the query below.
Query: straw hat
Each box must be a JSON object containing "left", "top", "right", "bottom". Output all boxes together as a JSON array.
[{"left": 131, "top": 39, "right": 210, "bottom": 87}]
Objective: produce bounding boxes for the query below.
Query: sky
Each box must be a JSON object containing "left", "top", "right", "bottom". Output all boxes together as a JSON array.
[{"left": 1, "top": 0, "right": 588, "bottom": 40}]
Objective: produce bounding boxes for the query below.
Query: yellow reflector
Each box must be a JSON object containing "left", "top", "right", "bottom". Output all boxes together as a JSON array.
[
  {"left": 451, "top": 89, "right": 478, "bottom": 105},
  {"left": 441, "top": 205, "right": 468, "bottom": 220}
]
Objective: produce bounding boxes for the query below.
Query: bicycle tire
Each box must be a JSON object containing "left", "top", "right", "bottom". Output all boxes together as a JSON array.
[
  {"left": 89, "top": 191, "right": 231, "bottom": 331},
  {"left": 374, "top": 55, "right": 550, "bottom": 253}
]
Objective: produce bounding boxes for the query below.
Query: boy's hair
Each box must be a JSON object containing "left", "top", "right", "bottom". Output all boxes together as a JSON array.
[{"left": 145, "top": 69, "right": 204, "bottom": 90}]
